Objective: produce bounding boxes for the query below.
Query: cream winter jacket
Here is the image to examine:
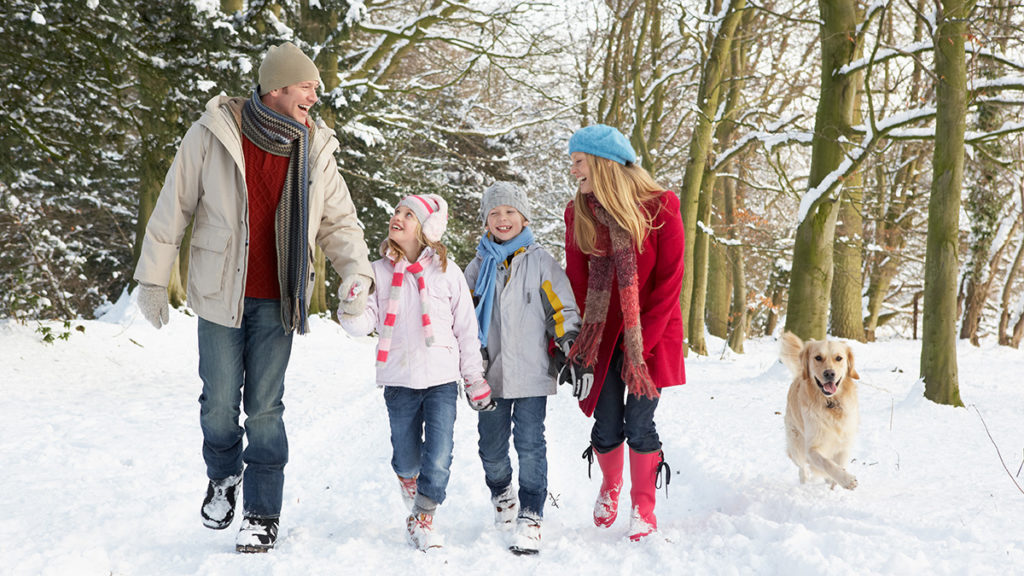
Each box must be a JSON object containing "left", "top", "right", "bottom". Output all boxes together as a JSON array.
[
  {"left": 464, "top": 243, "right": 580, "bottom": 399},
  {"left": 134, "top": 95, "right": 372, "bottom": 329},
  {"left": 340, "top": 248, "right": 486, "bottom": 390}
]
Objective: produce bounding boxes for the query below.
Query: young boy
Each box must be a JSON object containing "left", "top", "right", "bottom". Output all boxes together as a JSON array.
[{"left": 463, "top": 181, "right": 580, "bottom": 555}]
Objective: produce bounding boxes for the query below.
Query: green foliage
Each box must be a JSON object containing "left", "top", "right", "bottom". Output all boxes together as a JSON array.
[{"left": 0, "top": 0, "right": 255, "bottom": 319}]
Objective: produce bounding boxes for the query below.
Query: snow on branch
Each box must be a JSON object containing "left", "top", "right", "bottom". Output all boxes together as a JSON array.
[
  {"left": 798, "top": 106, "right": 935, "bottom": 221},
  {"left": 838, "top": 41, "right": 932, "bottom": 76},
  {"left": 712, "top": 113, "right": 811, "bottom": 171}
]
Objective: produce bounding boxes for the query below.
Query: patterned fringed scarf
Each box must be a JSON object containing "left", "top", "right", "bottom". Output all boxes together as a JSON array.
[
  {"left": 570, "top": 194, "right": 658, "bottom": 399},
  {"left": 241, "top": 88, "right": 311, "bottom": 334},
  {"left": 376, "top": 254, "right": 434, "bottom": 366}
]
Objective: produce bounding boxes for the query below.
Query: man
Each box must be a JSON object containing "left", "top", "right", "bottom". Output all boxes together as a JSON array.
[{"left": 134, "top": 42, "right": 374, "bottom": 553}]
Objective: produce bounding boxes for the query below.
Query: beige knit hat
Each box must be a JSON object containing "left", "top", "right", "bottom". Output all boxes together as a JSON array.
[{"left": 258, "top": 42, "right": 321, "bottom": 95}]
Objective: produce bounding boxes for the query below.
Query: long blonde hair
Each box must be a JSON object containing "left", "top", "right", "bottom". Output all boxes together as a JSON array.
[
  {"left": 573, "top": 154, "right": 664, "bottom": 255},
  {"left": 385, "top": 224, "right": 449, "bottom": 272}
]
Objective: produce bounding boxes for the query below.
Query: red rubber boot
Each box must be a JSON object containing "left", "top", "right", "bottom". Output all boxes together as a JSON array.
[
  {"left": 593, "top": 443, "right": 625, "bottom": 527},
  {"left": 628, "top": 449, "right": 665, "bottom": 541}
]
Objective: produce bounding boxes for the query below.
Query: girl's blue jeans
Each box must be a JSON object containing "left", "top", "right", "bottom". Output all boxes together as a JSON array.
[{"left": 384, "top": 382, "right": 458, "bottom": 505}]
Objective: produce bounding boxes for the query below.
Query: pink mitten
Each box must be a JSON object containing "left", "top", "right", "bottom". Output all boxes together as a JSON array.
[{"left": 465, "top": 379, "right": 496, "bottom": 411}]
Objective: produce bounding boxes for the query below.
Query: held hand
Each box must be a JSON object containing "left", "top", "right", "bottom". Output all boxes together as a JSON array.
[
  {"left": 338, "top": 274, "right": 372, "bottom": 317},
  {"left": 137, "top": 283, "right": 169, "bottom": 329},
  {"left": 558, "top": 357, "right": 594, "bottom": 400},
  {"left": 549, "top": 338, "right": 574, "bottom": 377},
  {"left": 465, "top": 379, "right": 497, "bottom": 412},
  {"left": 480, "top": 346, "right": 490, "bottom": 373}
]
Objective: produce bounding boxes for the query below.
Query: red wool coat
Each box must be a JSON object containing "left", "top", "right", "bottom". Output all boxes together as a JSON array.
[{"left": 564, "top": 190, "right": 686, "bottom": 417}]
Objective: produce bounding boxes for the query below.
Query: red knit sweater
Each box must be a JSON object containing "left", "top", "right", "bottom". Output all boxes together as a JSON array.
[{"left": 242, "top": 135, "right": 288, "bottom": 299}]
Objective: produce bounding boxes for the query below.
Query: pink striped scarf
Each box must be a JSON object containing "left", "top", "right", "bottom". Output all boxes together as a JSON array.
[{"left": 376, "top": 257, "right": 434, "bottom": 365}]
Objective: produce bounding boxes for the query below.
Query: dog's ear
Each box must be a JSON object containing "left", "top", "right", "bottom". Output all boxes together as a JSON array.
[
  {"left": 800, "top": 341, "right": 812, "bottom": 382},
  {"left": 846, "top": 344, "right": 860, "bottom": 380}
]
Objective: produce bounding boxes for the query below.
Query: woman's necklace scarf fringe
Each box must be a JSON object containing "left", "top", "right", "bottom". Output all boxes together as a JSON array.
[
  {"left": 473, "top": 226, "right": 535, "bottom": 347},
  {"left": 376, "top": 250, "right": 435, "bottom": 366},
  {"left": 241, "top": 89, "right": 312, "bottom": 334},
  {"left": 570, "top": 195, "right": 659, "bottom": 399}
]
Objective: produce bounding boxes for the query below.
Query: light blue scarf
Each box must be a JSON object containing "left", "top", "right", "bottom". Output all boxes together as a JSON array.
[{"left": 474, "top": 226, "right": 535, "bottom": 347}]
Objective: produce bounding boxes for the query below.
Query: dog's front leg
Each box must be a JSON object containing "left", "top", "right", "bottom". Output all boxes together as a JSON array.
[{"left": 806, "top": 447, "right": 857, "bottom": 490}]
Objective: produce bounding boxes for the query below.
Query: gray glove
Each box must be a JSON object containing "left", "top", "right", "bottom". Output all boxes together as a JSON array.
[
  {"left": 338, "top": 274, "right": 372, "bottom": 318},
  {"left": 137, "top": 283, "right": 169, "bottom": 329}
]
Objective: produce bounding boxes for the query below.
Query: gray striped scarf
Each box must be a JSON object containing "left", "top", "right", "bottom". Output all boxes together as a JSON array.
[{"left": 241, "top": 88, "right": 311, "bottom": 334}]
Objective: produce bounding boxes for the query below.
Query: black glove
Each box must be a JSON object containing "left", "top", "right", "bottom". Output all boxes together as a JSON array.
[
  {"left": 549, "top": 344, "right": 567, "bottom": 377},
  {"left": 558, "top": 356, "right": 594, "bottom": 400}
]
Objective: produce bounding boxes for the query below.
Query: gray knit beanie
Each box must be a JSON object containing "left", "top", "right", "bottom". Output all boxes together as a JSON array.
[
  {"left": 258, "top": 42, "right": 321, "bottom": 95},
  {"left": 480, "top": 181, "right": 532, "bottom": 225}
]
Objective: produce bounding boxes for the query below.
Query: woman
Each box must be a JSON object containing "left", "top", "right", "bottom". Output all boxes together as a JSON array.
[{"left": 562, "top": 124, "right": 685, "bottom": 541}]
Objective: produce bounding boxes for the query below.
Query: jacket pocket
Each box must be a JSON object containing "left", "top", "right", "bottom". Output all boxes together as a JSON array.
[
  {"left": 189, "top": 225, "right": 232, "bottom": 296},
  {"left": 427, "top": 293, "right": 457, "bottom": 348}
]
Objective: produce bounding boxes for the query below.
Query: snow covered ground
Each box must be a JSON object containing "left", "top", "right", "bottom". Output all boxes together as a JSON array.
[{"left": 2, "top": 289, "right": 1022, "bottom": 575}]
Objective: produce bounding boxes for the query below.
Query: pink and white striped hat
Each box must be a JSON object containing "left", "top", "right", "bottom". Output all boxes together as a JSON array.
[{"left": 397, "top": 194, "right": 449, "bottom": 243}]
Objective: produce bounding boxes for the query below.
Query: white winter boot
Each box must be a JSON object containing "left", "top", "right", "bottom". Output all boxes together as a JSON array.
[{"left": 491, "top": 484, "right": 518, "bottom": 530}]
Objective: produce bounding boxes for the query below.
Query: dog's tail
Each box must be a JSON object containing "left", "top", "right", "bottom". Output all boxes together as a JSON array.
[{"left": 779, "top": 332, "right": 803, "bottom": 377}]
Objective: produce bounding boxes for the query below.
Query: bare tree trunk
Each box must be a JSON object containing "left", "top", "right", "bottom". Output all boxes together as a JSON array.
[
  {"left": 764, "top": 262, "right": 789, "bottom": 337},
  {"left": 921, "top": 0, "right": 975, "bottom": 407},
  {"left": 784, "top": 0, "right": 862, "bottom": 341},
  {"left": 725, "top": 173, "right": 747, "bottom": 353},
  {"left": 864, "top": 153, "right": 924, "bottom": 340},
  {"left": 724, "top": 9, "right": 754, "bottom": 353},
  {"left": 863, "top": 0, "right": 927, "bottom": 341},
  {"left": 706, "top": 182, "right": 730, "bottom": 340},
  {"left": 689, "top": 170, "right": 716, "bottom": 355},
  {"left": 958, "top": 1, "right": 1011, "bottom": 346},
  {"left": 678, "top": 0, "right": 747, "bottom": 353},
  {"left": 998, "top": 215, "right": 1024, "bottom": 346},
  {"left": 1013, "top": 310, "right": 1024, "bottom": 348},
  {"left": 830, "top": 171, "right": 865, "bottom": 341}
]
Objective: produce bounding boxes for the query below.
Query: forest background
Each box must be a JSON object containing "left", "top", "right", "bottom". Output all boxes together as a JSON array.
[{"left": 2, "top": 0, "right": 1023, "bottom": 404}]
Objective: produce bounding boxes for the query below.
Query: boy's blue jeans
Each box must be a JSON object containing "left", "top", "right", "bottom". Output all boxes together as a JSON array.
[
  {"left": 197, "top": 298, "right": 292, "bottom": 518},
  {"left": 384, "top": 382, "right": 458, "bottom": 506},
  {"left": 477, "top": 396, "right": 548, "bottom": 518}
]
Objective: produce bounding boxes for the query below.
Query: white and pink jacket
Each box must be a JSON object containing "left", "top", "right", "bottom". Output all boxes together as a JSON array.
[{"left": 340, "top": 247, "right": 486, "bottom": 390}]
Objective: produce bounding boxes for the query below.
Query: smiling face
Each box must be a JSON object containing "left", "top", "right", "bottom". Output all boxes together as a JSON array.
[
  {"left": 486, "top": 205, "right": 527, "bottom": 243},
  {"left": 262, "top": 81, "right": 319, "bottom": 124},
  {"left": 569, "top": 152, "right": 594, "bottom": 195},
  {"left": 800, "top": 340, "right": 860, "bottom": 397},
  {"left": 388, "top": 205, "right": 423, "bottom": 257}
]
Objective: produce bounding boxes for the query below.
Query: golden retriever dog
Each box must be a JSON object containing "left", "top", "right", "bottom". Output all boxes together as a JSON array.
[{"left": 780, "top": 332, "right": 860, "bottom": 490}]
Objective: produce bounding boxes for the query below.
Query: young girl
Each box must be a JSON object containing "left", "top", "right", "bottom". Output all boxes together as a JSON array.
[
  {"left": 340, "top": 193, "right": 495, "bottom": 551},
  {"left": 463, "top": 182, "right": 580, "bottom": 555},
  {"left": 562, "top": 124, "right": 685, "bottom": 541}
]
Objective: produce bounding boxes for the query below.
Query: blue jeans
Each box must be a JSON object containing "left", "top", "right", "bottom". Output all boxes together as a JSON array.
[
  {"left": 477, "top": 396, "right": 548, "bottom": 518},
  {"left": 198, "top": 298, "right": 292, "bottom": 518},
  {"left": 591, "top": 347, "right": 661, "bottom": 454},
  {"left": 384, "top": 383, "right": 458, "bottom": 506}
]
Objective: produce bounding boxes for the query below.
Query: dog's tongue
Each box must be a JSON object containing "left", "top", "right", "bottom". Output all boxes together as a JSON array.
[{"left": 823, "top": 381, "right": 838, "bottom": 395}]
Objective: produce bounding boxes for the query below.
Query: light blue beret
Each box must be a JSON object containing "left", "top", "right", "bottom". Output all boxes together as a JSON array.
[{"left": 568, "top": 124, "right": 637, "bottom": 165}]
